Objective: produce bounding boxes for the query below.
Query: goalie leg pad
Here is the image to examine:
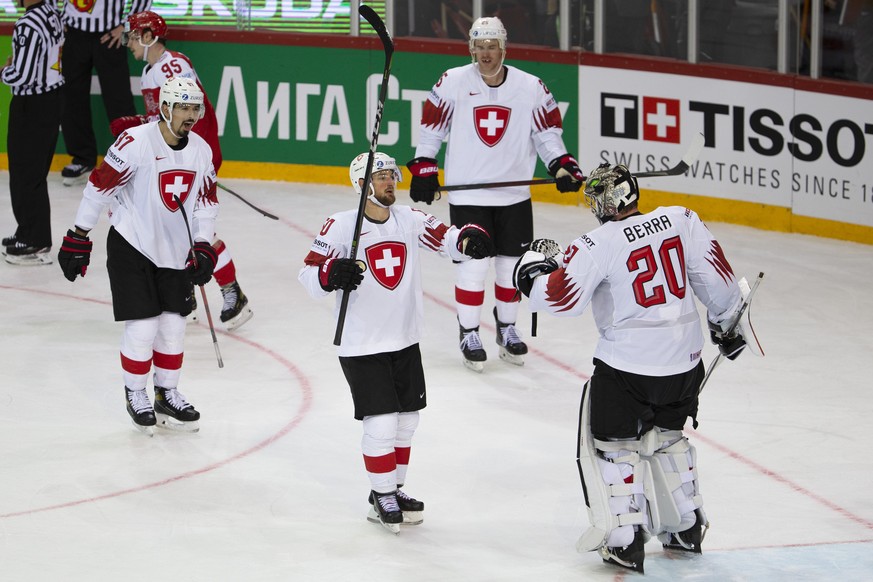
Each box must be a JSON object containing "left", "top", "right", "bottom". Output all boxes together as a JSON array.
[
  {"left": 647, "top": 429, "right": 703, "bottom": 534},
  {"left": 576, "top": 382, "right": 650, "bottom": 553}
]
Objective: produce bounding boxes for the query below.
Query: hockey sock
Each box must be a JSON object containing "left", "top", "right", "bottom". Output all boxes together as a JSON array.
[
  {"left": 362, "top": 413, "right": 400, "bottom": 493},
  {"left": 212, "top": 239, "right": 237, "bottom": 287},
  {"left": 121, "top": 317, "right": 160, "bottom": 389}
]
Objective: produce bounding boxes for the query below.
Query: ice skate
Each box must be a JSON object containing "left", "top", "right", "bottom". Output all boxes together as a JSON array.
[
  {"left": 187, "top": 285, "right": 198, "bottom": 324},
  {"left": 4, "top": 242, "right": 52, "bottom": 266},
  {"left": 219, "top": 281, "right": 253, "bottom": 331},
  {"left": 61, "top": 163, "right": 94, "bottom": 187},
  {"left": 367, "top": 490, "right": 402, "bottom": 534},
  {"left": 125, "top": 387, "right": 156, "bottom": 436},
  {"left": 154, "top": 386, "right": 200, "bottom": 432},
  {"left": 660, "top": 509, "right": 708, "bottom": 554},
  {"left": 2, "top": 234, "right": 17, "bottom": 254},
  {"left": 599, "top": 527, "right": 646, "bottom": 574},
  {"left": 459, "top": 321, "right": 487, "bottom": 373},
  {"left": 494, "top": 308, "right": 527, "bottom": 366},
  {"left": 369, "top": 488, "right": 424, "bottom": 525}
]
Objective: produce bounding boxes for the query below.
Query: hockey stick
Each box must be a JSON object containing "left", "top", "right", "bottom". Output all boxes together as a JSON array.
[
  {"left": 174, "top": 195, "right": 224, "bottom": 368},
  {"left": 438, "top": 132, "right": 706, "bottom": 192},
  {"left": 333, "top": 4, "right": 394, "bottom": 346},
  {"left": 218, "top": 182, "right": 279, "bottom": 220},
  {"left": 697, "top": 272, "right": 764, "bottom": 394}
]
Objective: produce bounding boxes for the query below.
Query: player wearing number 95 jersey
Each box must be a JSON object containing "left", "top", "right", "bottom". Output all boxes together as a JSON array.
[{"left": 513, "top": 163, "right": 754, "bottom": 573}]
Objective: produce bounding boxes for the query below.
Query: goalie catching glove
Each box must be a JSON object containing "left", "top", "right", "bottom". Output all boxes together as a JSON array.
[
  {"left": 319, "top": 258, "right": 365, "bottom": 292},
  {"left": 548, "top": 154, "right": 585, "bottom": 193},
  {"left": 457, "top": 223, "right": 494, "bottom": 259},
  {"left": 513, "top": 250, "right": 559, "bottom": 298},
  {"left": 406, "top": 157, "right": 441, "bottom": 204}
]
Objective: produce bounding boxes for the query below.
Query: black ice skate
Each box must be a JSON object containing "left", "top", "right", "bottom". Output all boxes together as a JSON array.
[
  {"left": 219, "top": 281, "right": 253, "bottom": 331},
  {"left": 369, "top": 487, "right": 424, "bottom": 525},
  {"left": 61, "top": 163, "right": 94, "bottom": 187},
  {"left": 493, "top": 308, "right": 527, "bottom": 366},
  {"left": 4, "top": 241, "right": 52, "bottom": 266},
  {"left": 125, "top": 387, "right": 156, "bottom": 436},
  {"left": 367, "top": 490, "right": 403, "bottom": 534},
  {"left": 599, "top": 527, "right": 646, "bottom": 574},
  {"left": 660, "top": 509, "right": 708, "bottom": 553},
  {"left": 154, "top": 386, "right": 200, "bottom": 432},
  {"left": 459, "top": 320, "right": 487, "bottom": 373}
]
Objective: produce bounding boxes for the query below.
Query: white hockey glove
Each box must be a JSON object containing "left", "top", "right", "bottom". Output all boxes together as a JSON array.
[{"left": 513, "top": 250, "right": 559, "bottom": 298}]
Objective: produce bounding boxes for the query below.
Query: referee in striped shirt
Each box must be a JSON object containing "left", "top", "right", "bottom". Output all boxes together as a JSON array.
[
  {"left": 1, "top": 0, "right": 64, "bottom": 265},
  {"left": 59, "top": 0, "right": 150, "bottom": 185}
]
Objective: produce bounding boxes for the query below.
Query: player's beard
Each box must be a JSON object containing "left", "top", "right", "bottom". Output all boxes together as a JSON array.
[{"left": 375, "top": 189, "right": 395, "bottom": 207}]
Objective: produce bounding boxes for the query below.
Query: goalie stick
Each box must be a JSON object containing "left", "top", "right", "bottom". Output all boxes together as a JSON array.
[
  {"left": 174, "top": 195, "right": 224, "bottom": 369},
  {"left": 697, "top": 271, "right": 765, "bottom": 394},
  {"left": 437, "top": 132, "right": 706, "bottom": 192},
  {"left": 334, "top": 4, "right": 394, "bottom": 346}
]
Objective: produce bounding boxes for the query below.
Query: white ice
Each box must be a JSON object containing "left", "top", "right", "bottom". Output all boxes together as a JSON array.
[{"left": 1, "top": 174, "right": 872, "bottom": 581}]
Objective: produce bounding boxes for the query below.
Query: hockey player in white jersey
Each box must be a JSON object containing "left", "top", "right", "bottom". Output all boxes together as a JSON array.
[
  {"left": 406, "top": 16, "right": 585, "bottom": 372},
  {"left": 299, "top": 152, "right": 493, "bottom": 534},
  {"left": 58, "top": 77, "right": 220, "bottom": 436},
  {"left": 513, "top": 163, "right": 760, "bottom": 573},
  {"left": 110, "top": 10, "right": 253, "bottom": 331}
]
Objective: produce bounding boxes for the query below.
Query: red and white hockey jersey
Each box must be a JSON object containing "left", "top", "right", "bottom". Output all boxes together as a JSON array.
[
  {"left": 74, "top": 122, "right": 218, "bottom": 269},
  {"left": 139, "top": 49, "right": 223, "bottom": 172},
  {"left": 299, "top": 206, "right": 469, "bottom": 357},
  {"left": 527, "top": 207, "right": 743, "bottom": 376},
  {"left": 414, "top": 63, "right": 570, "bottom": 206}
]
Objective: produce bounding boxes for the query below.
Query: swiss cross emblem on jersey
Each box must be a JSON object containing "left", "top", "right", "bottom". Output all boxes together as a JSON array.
[
  {"left": 365, "top": 242, "right": 407, "bottom": 290},
  {"left": 159, "top": 170, "right": 197, "bottom": 212},
  {"left": 473, "top": 106, "right": 511, "bottom": 147}
]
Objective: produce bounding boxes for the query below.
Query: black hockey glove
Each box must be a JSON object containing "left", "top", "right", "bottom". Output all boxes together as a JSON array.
[
  {"left": 708, "top": 320, "right": 746, "bottom": 360},
  {"left": 513, "top": 250, "right": 559, "bottom": 298},
  {"left": 58, "top": 229, "right": 93, "bottom": 282},
  {"left": 548, "top": 154, "right": 585, "bottom": 193},
  {"left": 457, "top": 223, "right": 494, "bottom": 259},
  {"left": 406, "top": 157, "right": 441, "bottom": 204},
  {"left": 186, "top": 241, "right": 218, "bottom": 286},
  {"left": 318, "top": 258, "right": 364, "bottom": 292}
]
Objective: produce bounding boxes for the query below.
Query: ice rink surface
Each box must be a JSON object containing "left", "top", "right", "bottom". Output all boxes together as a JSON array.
[{"left": 1, "top": 173, "right": 872, "bottom": 581}]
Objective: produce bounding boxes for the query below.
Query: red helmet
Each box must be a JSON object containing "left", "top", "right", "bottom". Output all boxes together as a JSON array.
[{"left": 126, "top": 11, "right": 168, "bottom": 38}]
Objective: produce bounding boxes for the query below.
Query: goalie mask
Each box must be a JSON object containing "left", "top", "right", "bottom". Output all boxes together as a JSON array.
[
  {"left": 583, "top": 163, "right": 640, "bottom": 223},
  {"left": 349, "top": 152, "right": 402, "bottom": 195}
]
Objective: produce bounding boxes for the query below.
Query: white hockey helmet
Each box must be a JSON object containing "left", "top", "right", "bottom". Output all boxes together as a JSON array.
[
  {"left": 159, "top": 76, "right": 205, "bottom": 123},
  {"left": 349, "top": 152, "right": 402, "bottom": 195},
  {"left": 583, "top": 163, "right": 640, "bottom": 223},
  {"left": 469, "top": 17, "right": 507, "bottom": 53}
]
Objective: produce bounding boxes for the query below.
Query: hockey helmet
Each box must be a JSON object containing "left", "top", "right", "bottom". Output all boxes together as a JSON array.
[
  {"left": 469, "top": 17, "right": 507, "bottom": 52},
  {"left": 124, "top": 11, "right": 167, "bottom": 43},
  {"left": 583, "top": 163, "right": 640, "bottom": 223},
  {"left": 349, "top": 152, "right": 402, "bottom": 195},
  {"left": 159, "top": 77, "right": 205, "bottom": 123}
]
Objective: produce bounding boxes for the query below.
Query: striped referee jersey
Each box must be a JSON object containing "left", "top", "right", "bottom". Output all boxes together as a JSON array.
[
  {"left": 0, "top": 0, "right": 64, "bottom": 96},
  {"left": 62, "top": 0, "right": 151, "bottom": 33}
]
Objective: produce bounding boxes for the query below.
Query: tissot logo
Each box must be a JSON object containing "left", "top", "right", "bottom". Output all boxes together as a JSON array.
[{"left": 601, "top": 93, "right": 681, "bottom": 144}]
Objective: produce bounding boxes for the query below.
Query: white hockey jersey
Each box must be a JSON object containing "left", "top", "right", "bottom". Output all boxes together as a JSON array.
[
  {"left": 528, "top": 207, "right": 743, "bottom": 376},
  {"left": 299, "top": 206, "right": 469, "bottom": 357},
  {"left": 74, "top": 122, "right": 218, "bottom": 269},
  {"left": 414, "top": 63, "right": 570, "bottom": 206}
]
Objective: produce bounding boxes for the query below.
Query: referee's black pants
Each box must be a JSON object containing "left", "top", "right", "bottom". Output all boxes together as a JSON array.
[
  {"left": 7, "top": 88, "right": 63, "bottom": 248},
  {"left": 61, "top": 27, "right": 136, "bottom": 166}
]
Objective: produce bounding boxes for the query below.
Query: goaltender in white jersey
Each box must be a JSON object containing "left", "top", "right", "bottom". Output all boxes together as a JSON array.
[{"left": 514, "top": 163, "right": 761, "bottom": 573}]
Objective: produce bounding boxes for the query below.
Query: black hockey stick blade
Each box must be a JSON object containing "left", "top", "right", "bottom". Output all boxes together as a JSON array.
[
  {"left": 218, "top": 182, "right": 279, "bottom": 220},
  {"left": 359, "top": 4, "right": 394, "bottom": 57},
  {"left": 334, "top": 5, "right": 393, "bottom": 347},
  {"left": 636, "top": 132, "right": 705, "bottom": 178},
  {"left": 440, "top": 178, "right": 558, "bottom": 192}
]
